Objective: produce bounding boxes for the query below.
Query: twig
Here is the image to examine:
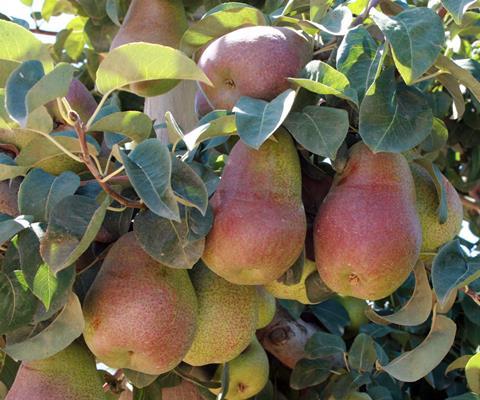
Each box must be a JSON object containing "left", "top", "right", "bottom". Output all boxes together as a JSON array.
[
  {"left": 80, "top": 175, "right": 130, "bottom": 186},
  {"left": 71, "top": 112, "right": 144, "bottom": 209},
  {"left": 461, "top": 196, "right": 480, "bottom": 213},
  {"left": 352, "top": 0, "right": 381, "bottom": 27},
  {"left": 30, "top": 28, "right": 58, "bottom": 37}
]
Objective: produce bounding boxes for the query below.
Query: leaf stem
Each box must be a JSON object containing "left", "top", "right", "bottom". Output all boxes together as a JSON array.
[
  {"left": 86, "top": 89, "right": 113, "bottom": 130},
  {"left": 31, "top": 129, "right": 83, "bottom": 163},
  {"left": 100, "top": 165, "right": 125, "bottom": 183}
]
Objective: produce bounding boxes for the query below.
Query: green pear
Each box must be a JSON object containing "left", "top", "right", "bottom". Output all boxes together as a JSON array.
[
  {"left": 83, "top": 232, "right": 198, "bottom": 374},
  {"left": 198, "top": 26, "right": 312, "bottom": 110},
  {"left": 335, "top": 296, "right": 369, "bottom": 331},
  {"left": 184, "top": 263, "right": 257, "bottom": 366},
  {"left": 162, "top": 380, "right": 203, "bottom": 399},
  {"left": 256, "top": 287, "right": 276, "bottom": 329},
  {"left": 314, "top": 142, "right": 422, "bottom": 300},
  {"left": 210, "top": 338, "right": 269, "bottom": 400},
  {"left": 410, "top": 163, "right": 463, "bottom": 252},
  {"left": 6, "top": 342, "right": 106, "bottom": 400},
  {"left": 203, "top": 129, "right": 306, "bottom": 285}
]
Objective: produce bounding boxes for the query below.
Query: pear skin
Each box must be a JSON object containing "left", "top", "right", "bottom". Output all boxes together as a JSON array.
[
  {"left": 314, "top": 142, "right": 422, "bottom": 300},
  {"left": 162, "top": 380, "right": 203, "bottom": 399},
  {"left": 256, "top": 287, "right": 276, "bottom": 329},
  {"left": 184, "top": 263, "right": 257, "bottom": 366},
  {"left": 203, "top": 129, "right": 306, "bottom": 285},
  {"left": 6, "top": 342, "right": 106, "bottom": 400},
  {"left": 410, "top": 163, "right": 463, "bottom": 252},
  {"left": 83, "top": 232, "right": 198, "bottom": 374}
]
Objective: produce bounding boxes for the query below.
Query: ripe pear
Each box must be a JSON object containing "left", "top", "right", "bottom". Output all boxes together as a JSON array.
[
  {"left": 410, "top": 163, "right": 463, "bottom": 252},
  {"left": 265, "top": 259, "right": 318, "bottom": 304},
  {"left": 194, "top": 89, "right": 213, "bottom": 118},
  {"left": 162, "top": 380, "right": 203, "bottom": 399},
  {"left": 83, "top": 232, "right": 198, "bottom": 375},
  {"left": 210, "top": 338, "right": 269, "bottom": 400},
  {"left": 6, "top": 342, "right": 106, "bottom": 400},
  {"left": 256, "top": 287, "right": 276, "bottom": 329},
  {"left": 198, "top": 26, "right": 312, "bottom": 110},
  {"left": 183, "top": 263, "right": 257, "bottom": 366},
  {"left": 203, "top": 129, "right": 306, "bottom": 285},
  {"left": 314, "top": 142, "right": 422, "bottom": 300}
]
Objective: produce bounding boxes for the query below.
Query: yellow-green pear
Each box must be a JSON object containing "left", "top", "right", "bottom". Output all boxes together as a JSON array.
[
  {"left": 265, "top": 259, "right": 318, "bottom": 304},
  {"left": 184, "top": 263, "right": 257, "bottom": 366},
  {"left": 256, "top": 287, "right": 276, "bottom": 329},
  {"left": 6, "top": 342, "right": 106, "bottom": 400},
  {"left": 335, "top": 296, "right": 369, "bottom": 331},
  {"left": 410, "top": 163, "right": 463, "bottom": 252},
  {"left": 210, "top": 338, "right": 269, "bottom": 400}
]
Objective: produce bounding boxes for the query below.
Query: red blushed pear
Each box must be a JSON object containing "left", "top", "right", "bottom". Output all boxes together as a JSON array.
[
  {"left": 202, "top": 128, "right": 306, "bottom": 285},
  {"left": 314, "top": 142, "right": 422, "bottom": 300},
  {"left": 197, "top": 25, "right": 312, "bottom": 110}
]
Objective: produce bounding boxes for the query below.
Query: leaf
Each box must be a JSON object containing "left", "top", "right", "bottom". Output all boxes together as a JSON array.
[
  {"left": 284, "top": 106, "right": 349, "bottom": 159},
  {"left": 289, "top": 60, "right": 358, "bottom": 105},
  {"left": 40, "top": 195, "right": 111, "bottom": 273},
  {"left": 290, "top": 359, "right": 331, "bottom": 390},
  {"left": 96, "top": 43, "right": 212, "bottom": 95},
  {"left": 437, "top": 74, "right": 465, "bottom": 119},
  {"left": 365, "top": 261, "right": 433, "bottom": 326},
  {"left": 88, "top": 111, "right": 153, "bottom": 143},
  {"left": 171, "top": 157, "right": 208, "bottom": 214},
  {"left": 218, "top": 363, "right": 230, "bottom": 400},
  {"left": 466, "top": 353, "right": 480, "bottom": 394},
  {"left": 445, "top": 355, "right": 473, "bottom": 374},
  {"left": 18, "top": 169, "right": 80, "bottom": 223},
  {"left": 312, "top": 299, "right": 349, "bottom": 335},
  {"left": 0, "top": 155, "right": 30, "bottom": 181},
  {"left": 379, "top": 314, "right": 456, "bottom": 382},
  {"left": 234, "top": 89, "right": 296, "bottom": 149},
  {"left": 420, "top": 118, "right": 448, "bottom": 153},
  {"left": 305, "top": 331, "right": 346, "bottom": 359},
  {"left": 441, "top": 0, "right": 478, "bottom": 24},
  {"left": 121, "top": 139, "right": 179, "bottom": 221},
  {"left": 183, "top": 114, "right": 237, "bottom": 151},
  {"left": 371, "top": 8, "right": 444, "bottom": 84},
  {"left": 359, "top": 67, "right": 433, "bottom": 153},
  {"left": 26, "top": 106, "right": 53, "bottom": 133},
  {"left": 432, "top": 240, "right": 480, "bottom": 305},
  {"left": 336, "top": 26, "right": 379, "bottom": 101},
  {"left": 0, "top": 215, "right": 32, "bottom": 245},
  {"left": 180, "top": 6, "right": 266, "bottom": 56},
  {"left": 5, "top": 292, "right": 84, "bottom": 361},
  {"left": 134, "top": 209, "right": 204, "bottom": 269},
  {"left": 348, "top": 333, "right": 377, "bottom": 372},
  {"left": 310, "top": 0, "right": 334, "bottom": 22},
  {"left": 123, "top": 369, "right": 159, "bottom": 389},
  {"left": 307, "top": 5, "right": 353, "bottom": 35}
]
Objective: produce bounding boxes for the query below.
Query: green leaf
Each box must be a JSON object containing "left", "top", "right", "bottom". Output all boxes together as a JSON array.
[
  {"left": 171, "top": 157, "right": 208, "bottom": 215},
  {"left": 432, "top": 240, "right": 480, "bottom": 305},
  {"left": 234, "top": 89, "right": 296, "bottom": 149},
  {"left": 40, "top": 195, "right": 111, "bottom": 273},
  {"left": 18, "top": 169, "right": 80, "bottom": 223},
  {"left": 134, "top": 209, "right": 205, "bottom": 269},
  {"left": 180, "top": 6, "right": 266, "bottom": 56},
  {"left": 366, "top": 261, "right": 432, "bottom": 326},
  {"left": 289, "top": 60, "right": 358, "bottom": 105},
  {"left": 348, "top": 333, "right": 377, "bottom": 372},
  {"left": 219, "top": 362, "right": 230, "bottom": 400},
  {"left": 379, "top": 314, "right": 456, "bottom": 382},
  {"left": 336, "top": 26, "right": 379, "bottom": 101},
  {"left": 290, "top": 359, "right": 331, "bottom": 390},
  {"left": 183, "top": 114, "right": 237, "bottom": 151},
  {"left": 310, "top": 0, "right": 334, "bottom": 22},
  {"left": 305, "top": 331, "right": 346, "bottom": 359},
  {"left": 312, "top": 299, "right": 349, "bottom": 335},
  {"left": 0, "top": 155, "right": 30, "bottom": 181},
  {"left": 4, "top": 292, "right": 84, "bottom": 361},
  {"left": 441, "top": 0, "right": 478, "bottom": 24},
  {"left": 420, "top": 118, "right": 448, "bottom": 153},
  {"left": 359, "top": 67, "right": 433, "bottom": 153},
  {"left": 371, "top": 8, "right": 444, "bottom": 84},
  {"left": 26, "top": 106, "right": 53, "bottom": 133},
  {"left": 88, "top": 111, "right": 153, "bottom": 143},
  {"left": 0, "top": 215, "right": 32, "bottom": 245},
  {"left": 284, "top": 106, "right": 349, "bottom": 159},
  {"left": 307, "top": 5, "right": 353, "bottom": 35},
  {"left": 437, "top": 74, "right": 465, "bottom": 119},
  {"left": 121, "top": 139, "right": 179, "bottom": 221},
  {"left": 466, "top": 353, "right": 480, "bottom": 394},
  {"left": 96, "top": 43, "right": 212, "bottom": 95}
]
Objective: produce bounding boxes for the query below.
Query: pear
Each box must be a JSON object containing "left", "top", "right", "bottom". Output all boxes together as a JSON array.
[
  {"left": 256, "top": 287, "right": 276, "bottom": 329},
  {"left": 184, "top": 263, "right": 257, "bottom": 366},
  {"left": 198, "top": 26, "right": 312, "bottom": 110},
  {"left": 83, "top": 232, "right": 198, "bottom": 375},
  {"left": 6, "top": 342, "right": 106, "bottom": 400},
  {"left": 210, "top": 338, "right": 269, "bottom": 400},
  {"left": 162, "top": 380, "right": 203, "bottom": 399},
  {"left": 265, "top": 259, "right": 318, "bottom": 304},
  {"left": 194, "top": 89, "right": 213, "bottom": 118},
  {"left": 314, "top": 142, "right": 422, "bottom": 300},
  {"left": 335, "top": 296, "right": 369, "bottom": 331},
  {"left": 410, "top": 163, "right": 463, "bottom": 252},
  {"left": 203, "top": 129, "right": 306, "bottom": 285}
]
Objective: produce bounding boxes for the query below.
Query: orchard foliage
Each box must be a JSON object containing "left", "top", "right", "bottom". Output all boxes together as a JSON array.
[{"left": 0, "top": 0, "right": 479, "bottom": 399}]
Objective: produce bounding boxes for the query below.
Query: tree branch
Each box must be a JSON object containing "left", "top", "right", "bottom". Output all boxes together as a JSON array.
[{"left": 352, "top": 0, "right": 381, "bottom": 27}]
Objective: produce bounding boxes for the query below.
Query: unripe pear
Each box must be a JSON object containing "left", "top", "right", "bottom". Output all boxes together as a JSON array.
[
  {"left": 6, "top": 342, "right": 106, "bottom": 400},
  {"left": 314, "top": 142, "right": 422, "bottom": 300},
  {"left": 203, "top": 129, "right": 306, "bottom": 285},
  {"left": 83, "top": 232, "right": 198, "bottom": 375},
  {"left": 410, "top": 163, "right": 463, "bottom": 252},
  {"left": 256, "top": 287, "right": 276, "bottom": 329},
  {"left": 335, "top": 296, "right": 369, "bottom": 331},
  {"left": 183, "top": 263, "right": 257, "bottom": 366},
  {"left": 198, "top": 26, "right": 312, "bottom": 110}
]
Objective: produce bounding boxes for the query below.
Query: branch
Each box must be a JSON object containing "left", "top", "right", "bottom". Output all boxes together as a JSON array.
[
  {"left": 30, "top": 28, "right": 58, "bottom": 37},
  {"left": 461, "top": 196, "right": 480, "bottom": 213},
  {"left": 71, "top": 112, "right": 144, "bottom": 209},
  {"left": 352, "top": 0, "right": 381, "bottom": 27}
]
